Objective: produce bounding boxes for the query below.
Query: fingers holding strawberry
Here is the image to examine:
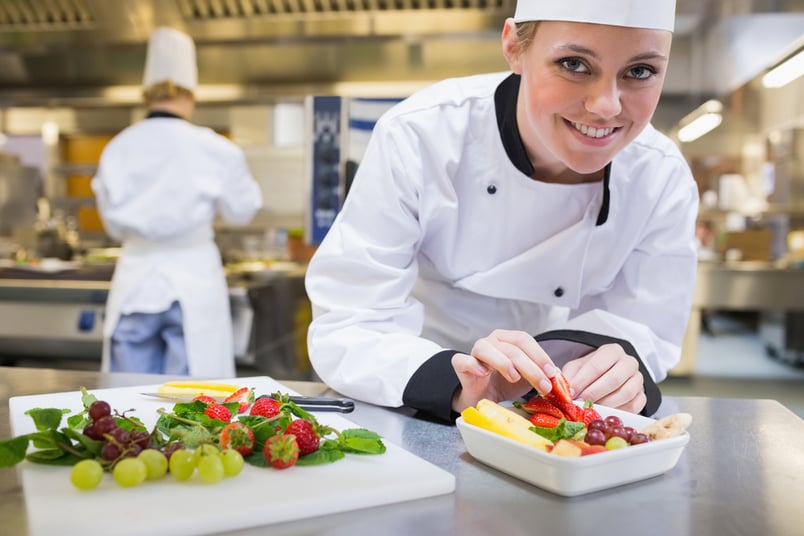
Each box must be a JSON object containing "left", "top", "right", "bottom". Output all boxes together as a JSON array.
[{"left": 543, "top": 373, "right": 584, "bottom": 422}]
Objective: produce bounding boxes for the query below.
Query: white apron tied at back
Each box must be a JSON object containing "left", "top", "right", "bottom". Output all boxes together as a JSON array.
[{"left": 101, "top": 227, "right": 235, "bottom": 378}]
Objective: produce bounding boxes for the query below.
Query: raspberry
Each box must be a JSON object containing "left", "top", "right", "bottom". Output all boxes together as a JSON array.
[
  {"left": 250, "top": 397, "right": 281, "bottom": 419},
  {"left": 285, "top": 419, "right": 320, "bottom": 455}
]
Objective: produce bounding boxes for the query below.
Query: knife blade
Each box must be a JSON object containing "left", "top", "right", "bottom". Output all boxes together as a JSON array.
[{"left": 139, "top": 393, "right": 355, "bottom": 413}]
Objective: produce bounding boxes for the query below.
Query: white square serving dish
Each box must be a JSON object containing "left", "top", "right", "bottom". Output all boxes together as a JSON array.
[{"left": 456, "top": 404, "right": 690, "bottom": 496}]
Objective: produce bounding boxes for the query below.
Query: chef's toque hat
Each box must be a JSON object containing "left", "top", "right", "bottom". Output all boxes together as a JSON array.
[
  {"left": 513, "top": 0, "right": 676, "bottom": 32},
  {"left": 142, "top": 26, "right": 198, "bottom": 91}
]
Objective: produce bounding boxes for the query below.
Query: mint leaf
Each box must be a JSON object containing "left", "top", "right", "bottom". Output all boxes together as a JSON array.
[
  {"left": 29, "top": 430, "right": 67, "bottom": 450},
  {"left": 62, "top": 427, "right": 103, "bottom": 456},
  {"left": 67, "top": 413, "right": 90, "bottom": 430},
  {"left": 26, "top": 449, "right": 81, "bottom": 466},
  {"left": 530, "top": 418, "right": 585, "bottom": 442},
  {"left": 24, "top": 408, "right": 68, "bottom": 431},
  {"left": 0, "top": 436, "right": 30, "bottom": 467},
  {"left": 244, "top": 450, "right": 268, "bottom": 468},
  {"left": 79, "top": 386, "right": 97, "bottom": 409},
  {"left": 297, "top": 447, "right": 344, "bottom": 465},
  {"left": 340, "top": 429, "right": 385, "bottom": 454}
]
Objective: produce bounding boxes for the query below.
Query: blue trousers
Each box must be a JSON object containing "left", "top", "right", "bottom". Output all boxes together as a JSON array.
[{"left": 110, "top": 300, "right": 189, "bottom": 375}]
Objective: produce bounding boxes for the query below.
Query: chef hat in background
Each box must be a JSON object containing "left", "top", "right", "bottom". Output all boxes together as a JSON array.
[
  {"left": 142, "top": 26, "right": 198, "bottom": 91},
  {"left": 513, "top": 0, "right": 676, "bottom": 32}
]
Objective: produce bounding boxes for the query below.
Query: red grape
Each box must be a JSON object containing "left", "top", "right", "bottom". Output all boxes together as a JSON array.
[
  {"left": 630, "top": 433, "right": 649, "bottom": 445},
  {"left": 83, "top": 423, "right": 101, "bottom": 440},
  {"left": 604, "top": 415, "right": 623, "bottom": 428},
  {"left": 94, "top": 415, "right": 118, "bottom": 436},
  {"left": 588, "top": 419, "right": 607, "bottom": 432},
  {"left": 585, "top": 428, "right": 607, "bottom": 446},
  {"left": 88, "top": 400, "right": 112, "bottom": 422}
]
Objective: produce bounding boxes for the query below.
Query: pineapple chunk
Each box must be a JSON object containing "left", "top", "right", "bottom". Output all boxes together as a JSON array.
[
  {"left": 462, "top": 399, "right": 553, "bottom": 451},
  {"left": 157, "top": 381, "right": 239, "bottom": 399}
]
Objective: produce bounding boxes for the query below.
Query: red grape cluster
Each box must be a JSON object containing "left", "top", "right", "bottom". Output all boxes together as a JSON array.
[
  {"left": 81, "top": 400, "right": 182, "bottom": 465},
  {"left": 584, "top": 415, "right": 650, "bottom": 447}
]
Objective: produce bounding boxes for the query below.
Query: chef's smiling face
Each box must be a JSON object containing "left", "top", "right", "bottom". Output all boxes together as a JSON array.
[{"left": 502, "top": 19, "right": 672, "bottom": 182}]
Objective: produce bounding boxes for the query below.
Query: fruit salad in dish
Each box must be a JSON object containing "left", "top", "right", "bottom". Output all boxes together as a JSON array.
[{"left": 461, "top": 373, "right": 691, "bottom": 458}]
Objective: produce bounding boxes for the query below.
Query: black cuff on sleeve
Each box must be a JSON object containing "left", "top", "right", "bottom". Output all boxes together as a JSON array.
[
  {"left": 402, "top": 350, "right": 461, "bottom": 423},
  {"left": 534, "top": 330, "right": 663, "bottom": 416}
]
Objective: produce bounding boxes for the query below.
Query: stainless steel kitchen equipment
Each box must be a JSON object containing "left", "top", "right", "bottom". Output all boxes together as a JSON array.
[{"left": 0, "top": 265, "right": 313, "bottom": 379}]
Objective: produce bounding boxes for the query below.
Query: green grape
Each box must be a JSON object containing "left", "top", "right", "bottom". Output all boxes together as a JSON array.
[
  {"left": 605, "top": 436, "right": 629, "bottom": 450},
  {"left": 70, "top": 459, "right": 104, "bottom": 490},
  {"left": 113, "top": 458, "right": 147, "bottom": 487},
  {"left": 197, "top": 454, "right": 225, "bottom": 484},
  {"left": 192, "top": 443, "right": 220, "bottom": 465},
  {"left": 169, "top": 449, "right": 196, "bottom": 481},
  {"left": 137, "top": 449, "right": 168, "bottom": 480},
  {"left": 220, "top": 449, "right": 245, "bottom": 477}
]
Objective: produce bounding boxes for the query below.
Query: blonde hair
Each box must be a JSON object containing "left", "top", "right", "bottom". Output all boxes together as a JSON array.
[
  {"left": 142, "top": 80, "right": 194, "bottom": 106},
  {"left": 515, "top": 21, "right": 540, "bottom": 51}
]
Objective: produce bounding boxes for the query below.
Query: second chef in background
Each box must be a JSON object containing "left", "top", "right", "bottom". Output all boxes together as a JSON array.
[{"left": 91, "top": 27, "right": 263, "bottom": 378}]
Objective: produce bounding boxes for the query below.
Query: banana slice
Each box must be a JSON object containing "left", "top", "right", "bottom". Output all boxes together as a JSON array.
[
  {"left": 157, "top": 381, "right": 240, "bottom": 399},
  {"left": 641, "top": 413, "right": 692, "bottom": 440}
]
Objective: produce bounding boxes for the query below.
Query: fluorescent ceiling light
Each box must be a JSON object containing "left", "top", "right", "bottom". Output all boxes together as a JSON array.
[
  {"left": 677, "top": 100, "right": 723, "bottom": 143},
  {"left": 762, "top": 49, "right": 804, "bottom": 89},
  {"left": 678, "top": 113, "right": 722, "bottom": 143}
]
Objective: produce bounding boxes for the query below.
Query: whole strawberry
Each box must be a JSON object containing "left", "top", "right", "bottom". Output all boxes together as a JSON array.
[
  {"left": 192, "top": 395, "right": 218, "bottom": 405},
  {"left": 285, "top": 419, "right": 320, "bottom": 455},
  {"left": 250, "top": 397, "right": 281, "bottom": 419},
  {"left": 263, "top": 434, "right": 299, "bottom": 469},
  {"left": 204, "top": 403, "right": 232, "bottom": 423},
  {"left": 219, "top": 422, "right": 255, "bottom": 456}
]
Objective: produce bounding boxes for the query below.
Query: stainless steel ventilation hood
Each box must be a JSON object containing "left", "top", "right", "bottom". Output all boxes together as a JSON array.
[{"left": 0, "top": 0, "right": 801, "bottom": 117}]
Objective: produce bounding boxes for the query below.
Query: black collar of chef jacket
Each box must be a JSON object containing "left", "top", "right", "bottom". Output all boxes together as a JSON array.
[
  {"left": 495, "top": 73, "right": 611, "bottom": 226},
  {"left": 146, "top": 110, "right": 184, "bottom": 120}
]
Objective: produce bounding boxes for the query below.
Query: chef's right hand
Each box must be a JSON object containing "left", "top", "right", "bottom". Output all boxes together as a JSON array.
[{"left": 450, "top": 329, "right": 559, "bottom": 414}]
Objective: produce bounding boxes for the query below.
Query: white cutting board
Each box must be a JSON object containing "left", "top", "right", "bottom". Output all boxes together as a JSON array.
[{"left": 9, "top": 376, "right": 456, "bottom": 536}]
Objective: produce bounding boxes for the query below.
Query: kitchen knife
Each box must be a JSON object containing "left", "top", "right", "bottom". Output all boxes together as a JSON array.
[{"left": 139, "top": 392, "right": 355, "bottom": 413}]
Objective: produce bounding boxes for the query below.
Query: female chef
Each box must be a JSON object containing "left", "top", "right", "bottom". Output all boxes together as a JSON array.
[
  {"left": 305, "top": 0, "right": 698, "bottom": 422},
  {"left": 92, "top": 27, "right": 263, "bottom": 377}
]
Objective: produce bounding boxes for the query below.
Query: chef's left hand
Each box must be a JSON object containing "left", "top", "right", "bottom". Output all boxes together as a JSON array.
[{"left": 561, "top": 344, "right": 646, "bottom": 414}]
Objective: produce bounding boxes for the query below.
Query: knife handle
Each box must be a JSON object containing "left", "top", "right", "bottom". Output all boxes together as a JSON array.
[{"left": 257, "top": 394, "right": 355, "bottom": 413}]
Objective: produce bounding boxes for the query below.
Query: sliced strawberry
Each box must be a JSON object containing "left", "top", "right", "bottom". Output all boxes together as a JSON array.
[
  {"left": 223, "top": 387, "right": 255, "bottom": 414},
  {"left": 520, "top": 396, "right": 564, "bottom": 419},
  {"left": 581, "top": 400, "right": 602, "bottom": 426},
  {"left": 219, "top": 422, "right": 255, "bottom": 456},
  {"left": 544, "top": 373, "right": 583, "bottom": 422},
  {"left": 529, "top": 413, "right": 562, "bottom": 428},
  {"left": 285, "top": 418, "right": 320, "bottom": 455},
  {"left": 192, "top": 395, "right": 218, "bottom": 405},
  {"left": 264, "top": 434, "right": 299, "bottom": 469},
  {"left": 204, "top": 403, "right": 232, "bottom": 423},
  {"left": 250, "top": 397, "right": 281, "bottom": 419}
]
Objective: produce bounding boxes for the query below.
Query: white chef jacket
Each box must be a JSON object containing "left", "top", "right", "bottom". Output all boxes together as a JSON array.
[
  {"left": 92, "top": 112, "right": 263, "bottom": 377},
  {"left": 305, "top": 72, "right": 699, "bottom": 421}
]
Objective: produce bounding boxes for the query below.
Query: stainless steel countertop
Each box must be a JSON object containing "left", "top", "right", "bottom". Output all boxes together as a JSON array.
[
  {"left": 2, "top": 367, "right": 803, "bottom": 536},
  {"left": 694, "top": 261, "right": 804, "bottom": 310}
]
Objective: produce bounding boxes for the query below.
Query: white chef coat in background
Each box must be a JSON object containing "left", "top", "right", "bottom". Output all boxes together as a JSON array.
[
  {"left": 92, "top": 116, "right": 263, "bottom": 377},
  {"left": 305, "top": 72, "right": 699, "bottom": 409}
]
